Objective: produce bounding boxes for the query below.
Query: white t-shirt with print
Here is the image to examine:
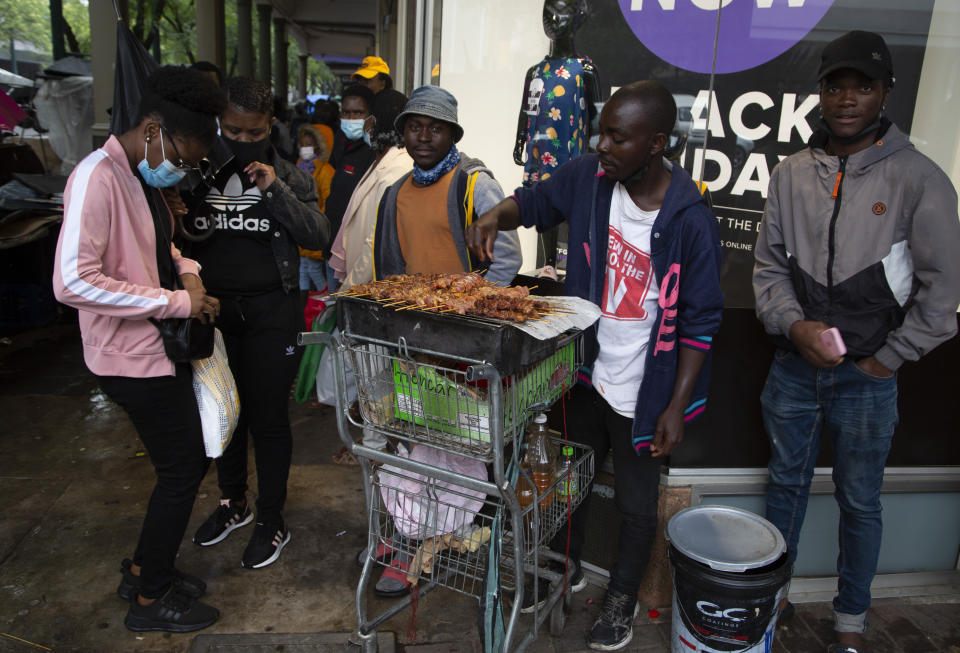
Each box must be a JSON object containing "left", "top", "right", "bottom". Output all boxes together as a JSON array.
[{"left": 591, "top": 182, "right": 661, "bottom": 418}]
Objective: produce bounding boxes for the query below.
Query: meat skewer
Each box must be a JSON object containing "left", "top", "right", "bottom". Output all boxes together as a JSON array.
[{"left": 344, "top": 272, "right": 566, "bottom": 323}]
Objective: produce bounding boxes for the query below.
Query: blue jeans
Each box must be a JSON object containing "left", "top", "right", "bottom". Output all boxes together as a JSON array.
[
  {"left": 761, "top": 349, "right": 898, "bottom": 632},
  {"left": 299, "top": 256, "right": 328, "bottom": 292}
]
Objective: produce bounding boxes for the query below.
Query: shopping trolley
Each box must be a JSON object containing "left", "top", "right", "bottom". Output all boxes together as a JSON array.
[{"left": 300, "top": 294, "right": 594, "bottom": 652}]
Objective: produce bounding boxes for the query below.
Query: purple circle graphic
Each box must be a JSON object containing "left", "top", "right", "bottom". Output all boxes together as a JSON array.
[{"left": 618, "top": 0, "right": 835, "bottom": 74}]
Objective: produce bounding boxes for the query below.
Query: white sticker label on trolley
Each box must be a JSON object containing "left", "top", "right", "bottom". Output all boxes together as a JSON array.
[
  {"left": 396, "top": 393, "right": 425, "bottom": 419},
  {"left": 458, "top": 412, "right": 490, "bottom": 434}
]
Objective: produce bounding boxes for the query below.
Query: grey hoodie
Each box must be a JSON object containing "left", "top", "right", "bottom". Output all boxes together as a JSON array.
[{"left": 753, "top": 123, "right": 960, "bottom": 370}]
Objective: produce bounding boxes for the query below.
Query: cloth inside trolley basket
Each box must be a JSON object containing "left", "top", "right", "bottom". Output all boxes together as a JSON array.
[{"left": 377, "top": 443, "right": 488, "bottom": 540}]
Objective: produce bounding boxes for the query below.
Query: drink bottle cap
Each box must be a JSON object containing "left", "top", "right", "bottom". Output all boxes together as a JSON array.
[
  {"left": 533, "top": 413, "right": 547, "bottom": 424},
  {"left": 562, "top": 445, "right": 574, "bottom": 456}
]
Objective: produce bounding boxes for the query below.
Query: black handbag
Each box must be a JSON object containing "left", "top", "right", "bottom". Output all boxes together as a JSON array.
[
  {"left": 142, "top": 181, "right": 216, "bottom": 362},
  {"left": 149, "top": 315, "right": 215, "bottom": 362}
]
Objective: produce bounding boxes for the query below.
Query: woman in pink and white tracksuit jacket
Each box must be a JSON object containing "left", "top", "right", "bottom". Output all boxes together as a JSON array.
[{"left": 53, "top": 66, "right": 224, "bottom": 634}]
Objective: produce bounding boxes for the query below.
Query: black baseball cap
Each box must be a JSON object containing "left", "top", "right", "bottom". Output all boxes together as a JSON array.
[{"left": 818, "top": 30, "right": 895, "bottom": 87}]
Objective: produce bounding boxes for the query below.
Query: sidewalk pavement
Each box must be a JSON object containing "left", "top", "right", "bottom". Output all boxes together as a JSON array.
[{"left": 1, "top": 323, "right": 958, "bottom": 653}]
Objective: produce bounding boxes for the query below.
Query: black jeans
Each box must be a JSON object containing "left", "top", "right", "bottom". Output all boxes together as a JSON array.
[
  {"left": 98, "top": 364, "right": 210, "bottom": 598},
  {"left": 213, "top": 288, "right": 303, "bottom": 523},
  {"left": 551, "top": 385, "right": 661, "bottom": 597}
]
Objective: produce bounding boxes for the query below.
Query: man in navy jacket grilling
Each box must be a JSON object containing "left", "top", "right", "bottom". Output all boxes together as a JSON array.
[{"left": 467, "top": 80, "right": 723, "bottom": 651}]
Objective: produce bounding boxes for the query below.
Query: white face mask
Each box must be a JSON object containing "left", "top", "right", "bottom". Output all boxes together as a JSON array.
[{"left": 299, "top": 146, "right": 316, "bottom": 161}]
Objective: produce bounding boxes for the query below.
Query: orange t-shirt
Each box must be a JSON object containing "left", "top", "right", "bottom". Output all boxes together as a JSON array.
[{"left": 396, "top": 170, "right": 465, "bottom": 275}]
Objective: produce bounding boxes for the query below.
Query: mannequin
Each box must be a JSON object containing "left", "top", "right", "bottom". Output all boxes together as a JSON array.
[{"left": 514, "top": 0, "right": 601, "bottom": 270}]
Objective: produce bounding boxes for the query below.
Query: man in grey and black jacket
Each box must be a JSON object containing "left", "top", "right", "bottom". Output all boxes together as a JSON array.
[{"left": 753, "top": 31, "right": 960, "bottom": 653}]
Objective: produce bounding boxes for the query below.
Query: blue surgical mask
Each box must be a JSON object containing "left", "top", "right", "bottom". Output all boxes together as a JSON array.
[
  {"left": 341, "top": 118, "right": 366, "bottom": 141},
  {"left": 137, "top": 132, "right": 188, "bottom": 188},
  {"left": 363, "top": 130, "right": 373, "bottom": 148}
]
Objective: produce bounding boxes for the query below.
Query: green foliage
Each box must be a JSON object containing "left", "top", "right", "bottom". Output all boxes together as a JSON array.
[
  {"left": 63, "top": 0, "right": 92, "bottom": 55},
  {"left": 0, "top": 0, "right": 90, "bottom": 58},
  {"left": 0, "top": 0, "right": 337, "bottom": 101},
  {"left": 156, "top": 0, "right": 197, "bottom": 63},
  {"left": 0, "top": 0, "right": 53, "bottom": 54}
]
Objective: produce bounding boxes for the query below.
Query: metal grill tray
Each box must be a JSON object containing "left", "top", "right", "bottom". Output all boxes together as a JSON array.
[{"left": 337, "top": 295, "right": 573, "bottom": 376}]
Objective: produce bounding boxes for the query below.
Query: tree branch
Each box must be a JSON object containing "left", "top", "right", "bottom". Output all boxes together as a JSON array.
[
  {"left": 133, "top": 0, "right": 146, "bottom": 41},
  {"left": 62, "top": 15, "right": 80, "bottom": 54}
]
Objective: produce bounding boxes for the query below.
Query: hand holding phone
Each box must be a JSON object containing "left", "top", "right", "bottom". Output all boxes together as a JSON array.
[{"left": 819, "top": 327, "right": 847, "bottom": 359}]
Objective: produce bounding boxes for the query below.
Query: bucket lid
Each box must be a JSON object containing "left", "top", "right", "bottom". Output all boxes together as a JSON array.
[{"left": 666, "top": 506, "right": 786, "bottom": 573}]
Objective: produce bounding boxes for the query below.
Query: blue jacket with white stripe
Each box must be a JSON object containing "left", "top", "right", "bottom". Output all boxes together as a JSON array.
[{"left": 511, "top": 153, "right": 724, "bottom": 453}]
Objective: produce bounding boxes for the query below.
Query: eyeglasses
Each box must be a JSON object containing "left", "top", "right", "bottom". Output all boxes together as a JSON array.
[{"left": 160, "top": 125, "right": 214, "bottom": 183}]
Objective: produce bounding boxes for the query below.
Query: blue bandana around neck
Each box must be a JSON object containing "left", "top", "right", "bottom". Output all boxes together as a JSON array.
[{"left": 413, "top": 145, "right": 461, "bottom": 186}]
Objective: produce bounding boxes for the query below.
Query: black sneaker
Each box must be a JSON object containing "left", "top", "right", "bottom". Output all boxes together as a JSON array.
[
  {"left": 587, "top": 589, "right": 639, "bottom": 651},
  {"left": 124, "top": 585, "right": 219, "bottom": 633},
  {"left": 193, "top": 499, "right": 253, "bottom": 546},
  {"left": 241, "top": 519, "right": 291, "bottom": 569},
  {"left": 116, "top": 558, "right": 206, "bottom": 602}
]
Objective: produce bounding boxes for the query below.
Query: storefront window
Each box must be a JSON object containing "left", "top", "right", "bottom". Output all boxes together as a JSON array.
[
  {"left": 441, "top": 0, "right": 960, "bottom": 467},
  {"left": 397, "top": 0, "right": 444, "bottom": 94}
]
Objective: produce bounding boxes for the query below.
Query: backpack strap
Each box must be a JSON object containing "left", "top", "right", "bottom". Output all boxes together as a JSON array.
[
  {"left": 463, "top": 170, "right": 480, "bottom": 227},
  {"left": 458, "top": 169, "right": 486, "bottom": 273}
]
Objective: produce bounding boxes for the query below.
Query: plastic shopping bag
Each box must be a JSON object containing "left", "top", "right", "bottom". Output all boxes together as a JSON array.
[
  {"left": 303, "top": 291, "right": 327, "bottom": 331},
  {"left": 316, "top": 326, "right": 357, "bottom": 406},
  {"left": 191, "top": 329, "right": 240, "bottom": 458},
  {"left": 294, "top": 305, "right": 337, "bottom": 403},
  {"left": 378, "top": 444, "right": 488, "bottom": 540}
]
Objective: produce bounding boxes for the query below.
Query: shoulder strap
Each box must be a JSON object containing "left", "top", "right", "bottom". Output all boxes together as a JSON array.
[
  {"left": 462, "top": 170, "right": 481, "bottom": 228},
  {"left": 459, "top": 169, "right": 485, "bottom": 273},
  {"left": 140, "top": 181, "right": 178, "bottom": 291}
]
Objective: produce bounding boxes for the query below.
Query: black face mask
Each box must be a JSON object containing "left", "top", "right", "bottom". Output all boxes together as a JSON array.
[
  {"left": 621, "top": 148, "right": 664, "bottom": 186},
  {"left": 621, "top": 163, "right": 650, "bottom": 186},
  {"left": 814, "top": 111, "right": 884, "bottom": 147},
  {"left": 223, "top": 137, "right": 271, "bottom": 169}
]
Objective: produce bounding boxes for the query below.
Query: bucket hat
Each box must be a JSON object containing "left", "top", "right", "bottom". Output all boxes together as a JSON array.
[{"left": 394, "top": 86, "right": 464, "bottom": 143}]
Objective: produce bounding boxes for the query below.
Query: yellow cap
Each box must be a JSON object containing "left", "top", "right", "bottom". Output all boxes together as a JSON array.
[{"left": 352, "top": 56, "right": 390, "bottom": 79}]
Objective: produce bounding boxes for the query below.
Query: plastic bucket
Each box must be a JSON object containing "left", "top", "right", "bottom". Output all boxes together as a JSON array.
[{"left": 666, "top": 506, "right": 792, "bottom": 653}]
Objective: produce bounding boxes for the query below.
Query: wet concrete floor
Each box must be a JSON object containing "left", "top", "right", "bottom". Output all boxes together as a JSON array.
[{"left": 1, "top": 322, "right": 958, "bottom": 652}]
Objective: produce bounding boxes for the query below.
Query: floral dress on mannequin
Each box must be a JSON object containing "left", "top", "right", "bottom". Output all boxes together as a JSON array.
[{"left": 521, "top": 57, "right": 591, "bottom": 186}]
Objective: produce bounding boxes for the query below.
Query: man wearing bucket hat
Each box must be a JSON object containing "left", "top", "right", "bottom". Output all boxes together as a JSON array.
[
  {"left": 754, "top": 30, "right": 960, "bottom": 653},
  {"left": 372, "top": 85, "right": 522, "bottom": 285}
]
